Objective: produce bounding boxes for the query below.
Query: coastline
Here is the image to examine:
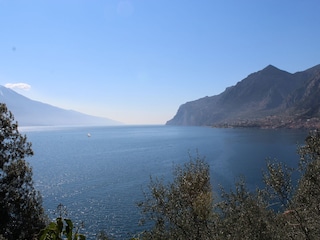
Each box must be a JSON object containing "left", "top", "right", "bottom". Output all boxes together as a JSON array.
[{"left": 212, "top": 116, "right": 320, "bottom": 129}]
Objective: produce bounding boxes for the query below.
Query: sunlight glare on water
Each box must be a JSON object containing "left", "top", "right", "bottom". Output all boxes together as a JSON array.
[{"left": 23, "top": 125, "right": 307, "bottom": 239}]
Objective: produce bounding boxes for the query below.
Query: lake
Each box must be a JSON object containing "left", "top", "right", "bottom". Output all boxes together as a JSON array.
[{"left": 21, "top": 125, "right": 308, "bottom": 239}]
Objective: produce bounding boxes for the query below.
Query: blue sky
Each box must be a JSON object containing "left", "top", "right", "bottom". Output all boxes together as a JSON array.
[{"left": 1, "top": 0, "right": 320, "bottom": 124}]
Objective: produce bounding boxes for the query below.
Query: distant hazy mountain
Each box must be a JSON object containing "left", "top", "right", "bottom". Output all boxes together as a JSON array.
[
  {"left": 0, "top": 86, "right": 121, "bottom": 126},
  {"left": 166, "top": 64, "right": 320, "bottom": 128}
]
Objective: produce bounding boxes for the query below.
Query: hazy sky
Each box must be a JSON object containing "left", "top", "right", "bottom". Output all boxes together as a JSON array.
[{"left": 1, "top": 0, "right": 320, "bottom": 124}]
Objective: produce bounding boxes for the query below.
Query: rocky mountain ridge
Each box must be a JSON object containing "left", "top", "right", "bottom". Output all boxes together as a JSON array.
[{"left": 166, "top": 64, "right": 320, "bottom": 129}]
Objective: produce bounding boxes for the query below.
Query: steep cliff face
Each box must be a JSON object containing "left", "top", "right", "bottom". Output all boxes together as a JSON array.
[{"left": 166, "top": 64, "right": 320, "bottom": 127}]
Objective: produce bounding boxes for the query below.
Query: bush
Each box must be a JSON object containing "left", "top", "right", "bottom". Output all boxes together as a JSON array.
[{"left": 138, "top": 155, "right": 216, "bottom": 240}]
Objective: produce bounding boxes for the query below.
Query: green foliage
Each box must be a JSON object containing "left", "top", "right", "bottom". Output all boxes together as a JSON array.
[
  {"left": 285, "top": 130, "right": 320, "bottom": 239},
  {"left": 0, "top": 103, "right": 46, "bottom": 240},
  {"left": 39, "top": 217, "right": 86, "bottom": 240},
  {"left": 138, "top": 154, "right": 216, "bottom": 240},
  {"left": 39, "top": 204, "right": 86, "bottom": 240},
  {"left": 263, "top": 160, "right": 294, "bottom": 209},
  {"left": 217, "top": 178, "right": 280, "bottom": 240},
  {"left": 96, "top": 230, "right": 113, "bottom": 240}
]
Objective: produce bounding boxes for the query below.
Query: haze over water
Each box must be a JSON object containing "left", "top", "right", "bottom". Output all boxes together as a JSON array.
[{"left": 23, "top": 125, "right": 307, "bottom": 239}]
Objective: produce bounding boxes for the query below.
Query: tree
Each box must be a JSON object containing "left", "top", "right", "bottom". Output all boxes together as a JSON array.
[
  {"left": 261, "top": 130, "right": 320, "bottom": 239},
  {"left": 217, "top": 178, "right": 282, "bottom": 240},
  {"left": 138, "top": 154, "right": 216, "bottom": 240},
  {"left": 0, "top": 103, "right": 46, "bottom": 239},
  {"left": 285, "top": 130, "right": 320, "bottom": 239}
]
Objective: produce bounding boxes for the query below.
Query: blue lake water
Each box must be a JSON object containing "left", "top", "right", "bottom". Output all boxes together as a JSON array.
[{"left": 21, "top": 125, "right": 308, "bottom": 239}]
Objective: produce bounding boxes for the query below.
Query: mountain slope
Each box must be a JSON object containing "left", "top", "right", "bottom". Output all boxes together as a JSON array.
[
  {"left": 288, "top": 70, "right": 320, "bottom": 117},
  {"left": 0, "top": 86, "right": 121, "bottom": 126},
  {"left": 166, "top": 64, "right": 320, "bottom": 128}
]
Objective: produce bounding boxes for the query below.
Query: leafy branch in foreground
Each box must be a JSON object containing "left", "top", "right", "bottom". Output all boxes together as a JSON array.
[
  {"left": 39, "top": 217, "right": 86, "bottom": 240},
  {"left": 39, "top": 204, "right": 86, "bottom": 240}
]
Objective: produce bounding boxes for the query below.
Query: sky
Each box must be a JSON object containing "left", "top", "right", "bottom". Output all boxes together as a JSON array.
[{"left": 0, "top": 0, "right": 320, "bottom": 124}]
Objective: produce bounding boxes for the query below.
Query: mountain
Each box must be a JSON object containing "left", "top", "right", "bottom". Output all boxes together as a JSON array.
[
  {"left": 166, "top": 64, "right": 320, "bottom": 129},
  {"left": 0, "top": 86, "right": 121, "bottom": 126}
]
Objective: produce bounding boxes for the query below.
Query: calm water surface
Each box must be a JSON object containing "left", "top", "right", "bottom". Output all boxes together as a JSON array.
[{"left": 22, "top": 125, "right": 307, "bottom": 239}]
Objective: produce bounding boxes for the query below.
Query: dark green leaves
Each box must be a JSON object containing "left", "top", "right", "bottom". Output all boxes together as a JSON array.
[
  {"left": 0, "top": 103, "right": 45, "bottom": 240},
  {"left": 39, "top": 217, "right": 86, "bottom": 240}
]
